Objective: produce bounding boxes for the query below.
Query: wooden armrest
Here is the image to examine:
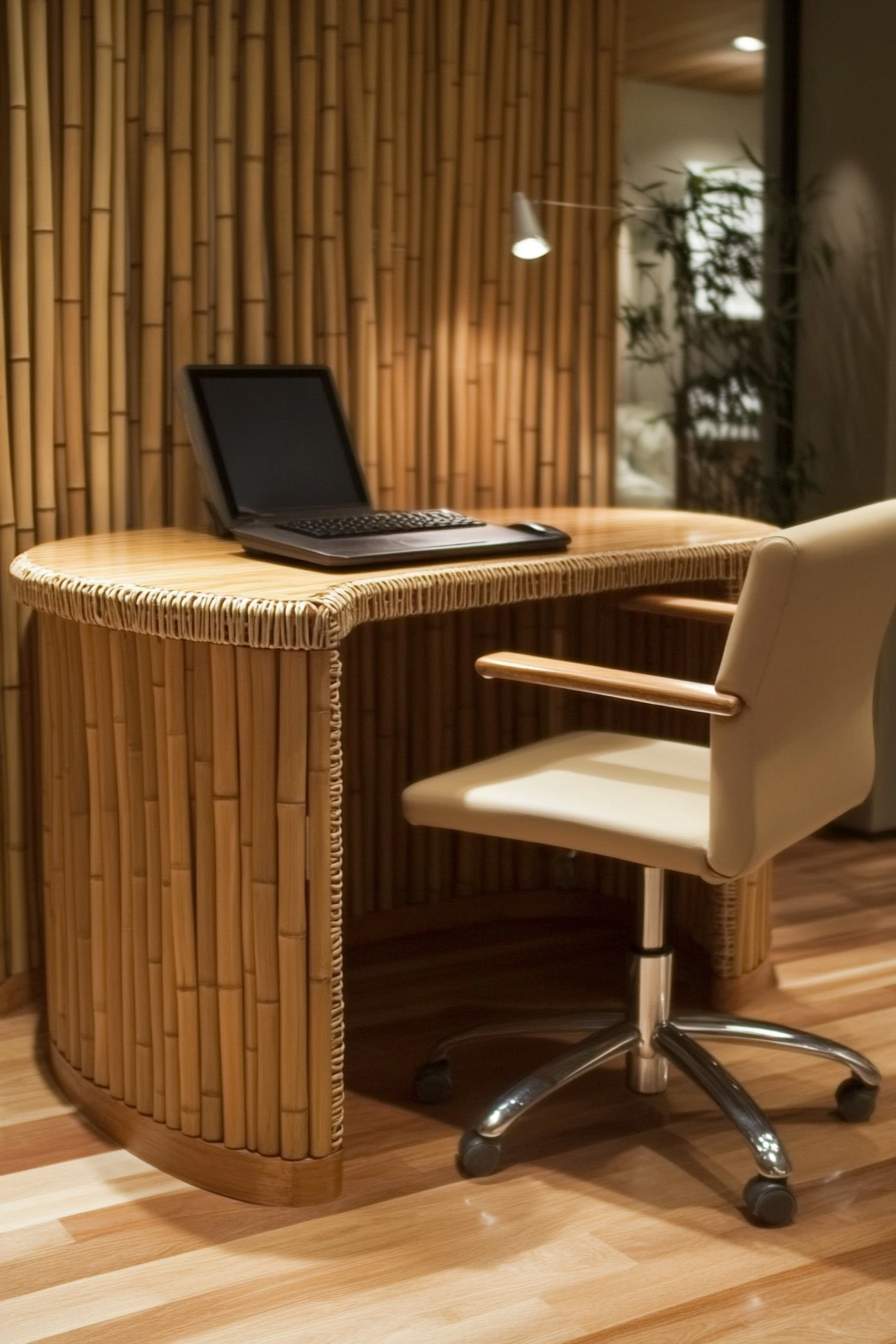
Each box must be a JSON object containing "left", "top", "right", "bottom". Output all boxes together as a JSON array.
[
  {"left": 620, "top": 593, "right": 738, "bottom": 624},
  {"left": 475, "top": 651, "right": 742, "bottom": 717}
]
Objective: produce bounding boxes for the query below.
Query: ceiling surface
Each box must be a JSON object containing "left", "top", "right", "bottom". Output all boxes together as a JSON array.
[{"left": 624, "top": 0, "right": 765, "bottom": 96}]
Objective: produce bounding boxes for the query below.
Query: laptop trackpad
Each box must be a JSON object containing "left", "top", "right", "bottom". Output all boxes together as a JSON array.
[{"left": 390, "top": 532, "right": 486, "bottom": 549}]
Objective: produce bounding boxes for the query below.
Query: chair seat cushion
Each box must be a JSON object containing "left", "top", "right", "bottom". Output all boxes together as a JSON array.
[{"left": 402, "top": 731, "right": 722, "bottom": 882}]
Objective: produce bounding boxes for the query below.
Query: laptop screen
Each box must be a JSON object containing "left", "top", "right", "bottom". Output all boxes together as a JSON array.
[{"left": 186, "top": 366, "right": 369, "bottom": 516}]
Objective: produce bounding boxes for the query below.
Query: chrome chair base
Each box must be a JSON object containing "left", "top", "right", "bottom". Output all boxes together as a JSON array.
[{"left": 413, "top": 867, "right": 880, "bottom": 1225}]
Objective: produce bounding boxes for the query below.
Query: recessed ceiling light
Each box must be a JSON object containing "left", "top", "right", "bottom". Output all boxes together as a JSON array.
[{"left": 733, "top": 35, "right": 765, "bottom": 53}]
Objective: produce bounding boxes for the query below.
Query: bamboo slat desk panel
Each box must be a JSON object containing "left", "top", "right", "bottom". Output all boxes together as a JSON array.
[{"left": 11, "top": 508, "right": 774, "bottom": 1205}]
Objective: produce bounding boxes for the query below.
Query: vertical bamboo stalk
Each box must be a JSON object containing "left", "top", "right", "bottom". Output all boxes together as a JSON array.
[
  {"left": 403, "top": 0, "right": 425, "bottom": 507},
  {"left": 522, "top": 0, "right": 547, "bottom": 505},
  {"left": 493, "top": 0, "right": 518, "bottom": 507},
  {"left": 28, "top": 0, "right": 56, "bottom": 544},
  {"left": 308, "top": 649, "right": 335, "bottom": 1156},
  {"left": 375, "top": 0, "right": 395, "bottom": 509},
  {"left": 39, "top": 618, "right": 62, "bottom": 1053},
  {"left": 80, "top": 626, "right": 108, "bottom": 1085},
  {"left": 476, "top": 0, "right": 505, "bottom": 510},
  {"left": 250, "top": 648, "right": 280, "bottom": 1155},
  {"left": 170, "top": 0, "right": 195, "bottom": 527},
  {"left": 109, "top": 631, "right": 136, "bottom": 1105},
  {"left": 7, "top": 0, "right": 35, "bottom": 556},
  {"left": 122, "top": 633, "right": 152, "bottom": 1112},
  {"left": 0, "top": 224, "right": 30, "bottom": 983},
  {"left": 361, "top": 0, "right": 377, "bottom": 168},
  {"left": 293, "top": 0, "right": 317, "bottom": 362},
  {"left": 394, "top": 617, "right": 411, "bottom": 903},
  {"left": 151, "top": 637, "right": 181, "bottom": 1127},
  {"left": 110, "top": 0, "right": 128, "bottom": 530},
  {"left": 192, "top": 642, "right": 223, "bottom": 1139},
  {"left": 164, "top": 638, "right": 201, "bottom": 1137},
  {"left": 537, "top": 2, "right": 563, "bottom": 506},
  {"left": 137, "top": 633, "right": 165, "bottom": 1120},
  {"left": 342, "top": 633, "right": 363, "bottom": 918},
  {"left": 455, "top": 611, "right": 476, "bottom": 897},
  {"left": 213, "top": 0, "right": 236, "bottom": 362},
  {"left": 65, "top": 620, "right": 94, "bottom": 1075},
  {"left": 80, "top": 0, "right": 93, "bottom": 401},
  {"left": 450, "top": 0, "right": 485, "bottom": 509},
  {"left": 277, "top": 650, "right": 308, "bottom": 1157},
  {"left": 140, "top": 0, "right": 166, "bottom": 526},
  {"left": 317, "top": 0, "right": 339, "bottom": 374},
  {"left": 576, "top": 0, "right": 595, "bottom": 504},
  {"left": 60, "top": 0, "right": 87, "bottom": 536},
  {"left": 240, "top": 0, "right": 267, "bottom": 361},
  {"left": 358, "top": 625, "right": 377, "bottom": 910},
  {"left": 210, "top": 642, "right": 245, "bottom": 1149},
  {"left": 192, "top": 0, "right": 212, "bottom": 371},
  {"left": 88, "top": 0, "right": 113, "bottom": 533},
  {"left": 92, "top": 626, "right": 124, "bottom": 1098},
  {"left": 271, "top": 0, "right": 293, "bottom": 361},
  {"left": 343, "top": 0, "right": 371, "bottom": 461},
  {"left": 391, "top": 0, "right": 409, "bottom": 509},
  {"left": 593, "top": 0, "right": 620, "bottom": 506},
  {"left": 236, "top": 645, "right": 257, "bottom": 1149},
  {"left": 125, "top": 0, "right": 144, "bottom": 523},
  {"left": 507, "top": 0, "right": 533, "bottom": 506},
  {"left": 49, "top": 280, "right": 67, "bottom": 546},
  {"left": 415, "top": 8, "right": 438, "bottom": 508},
  {"left": 553, "top": 0, "right": 580, "bottom": 506},
  {"left": 374, "top": 623, "right": 396, "bottom": 908},
  {"left": 335, "top": 9, "right": 354, "bottom": 397},
  {"left": 424, "top": 615, "right": 445, "bottom": 901},
  {"left": 432, "top": 0, "right": 459, "bottom": 505},
  {"left": 49, "top": 0, "right": 65, "bottom": 537}
]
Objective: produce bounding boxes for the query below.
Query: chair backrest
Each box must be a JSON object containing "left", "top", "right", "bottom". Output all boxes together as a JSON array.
[{"left": 708, "top": 500, "right": 896, "bottom": 879}]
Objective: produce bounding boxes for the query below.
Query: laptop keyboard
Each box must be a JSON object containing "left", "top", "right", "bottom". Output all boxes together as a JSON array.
[{"left": 277, "top": 509, "right": 486, "bottom": 540}]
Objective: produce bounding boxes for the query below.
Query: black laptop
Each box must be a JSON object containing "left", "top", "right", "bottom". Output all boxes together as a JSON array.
[{"left": 175, "top": 365, "right": 570, "bottom": 568}]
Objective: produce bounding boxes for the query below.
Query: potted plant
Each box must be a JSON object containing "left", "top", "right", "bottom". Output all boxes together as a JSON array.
[{"left": 620, "top": 162, "right": 834, "bottom": 525}]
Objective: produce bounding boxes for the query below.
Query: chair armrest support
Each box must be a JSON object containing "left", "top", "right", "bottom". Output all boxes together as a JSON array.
[
  {"left": 620, "top": 593, "right": 738, "bottom": 624},
  {"left": 475, "top": 651, "right": 743, "bottom": 717}
]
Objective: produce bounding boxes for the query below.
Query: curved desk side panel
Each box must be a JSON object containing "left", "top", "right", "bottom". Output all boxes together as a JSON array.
[{"left": 38, "top": 613, "right": 344, "bottom": 1204}]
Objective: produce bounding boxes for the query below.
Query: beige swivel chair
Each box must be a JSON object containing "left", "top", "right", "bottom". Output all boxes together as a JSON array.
[{"left": 403, "top": 501, "right": 896, "bottom": 1226}]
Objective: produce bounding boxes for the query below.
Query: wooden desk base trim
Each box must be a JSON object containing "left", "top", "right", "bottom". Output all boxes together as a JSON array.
[{"left": 50, "top": 1044, "right": 343, "bottom": 1205}]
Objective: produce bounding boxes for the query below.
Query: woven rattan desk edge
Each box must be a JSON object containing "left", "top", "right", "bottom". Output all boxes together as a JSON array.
[{"left": 10, "top": 534, "right": 765, "bottom": 650}]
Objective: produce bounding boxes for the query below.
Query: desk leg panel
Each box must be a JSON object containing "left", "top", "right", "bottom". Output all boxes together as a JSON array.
[{"left": 38, "top": 616, "right": 344, "bottom": 1203}]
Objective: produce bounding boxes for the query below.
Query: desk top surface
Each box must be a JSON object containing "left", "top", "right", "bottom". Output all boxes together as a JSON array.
[{"left": 11, "top": 508, "right": 775, "bottom": 649}]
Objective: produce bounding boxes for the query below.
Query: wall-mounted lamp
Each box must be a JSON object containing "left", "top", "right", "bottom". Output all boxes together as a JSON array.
[
  {"left": 511, "top": 190, "right": 611, "bottom": 260},
  {"left": 511, "top": 192, "right": 551, "bottom": 259}
]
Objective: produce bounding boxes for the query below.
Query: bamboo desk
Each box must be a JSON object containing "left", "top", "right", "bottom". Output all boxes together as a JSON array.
[{"left": 12, "top": 507, "right": 775, "bottom": 1205}]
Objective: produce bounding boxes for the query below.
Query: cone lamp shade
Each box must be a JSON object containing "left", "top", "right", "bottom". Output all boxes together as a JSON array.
[{"left": 511, "top": 191, "right": 550, "bottom": 259}]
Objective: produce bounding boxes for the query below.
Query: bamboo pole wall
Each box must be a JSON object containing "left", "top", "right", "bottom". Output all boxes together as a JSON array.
[{"left": 0, "top": 0, "right": 623, "bottom": 997}]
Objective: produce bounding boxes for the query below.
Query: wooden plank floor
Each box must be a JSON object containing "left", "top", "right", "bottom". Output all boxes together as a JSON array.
[{"left": 2, "top": 832, "right": 894, "bottom": 1343}]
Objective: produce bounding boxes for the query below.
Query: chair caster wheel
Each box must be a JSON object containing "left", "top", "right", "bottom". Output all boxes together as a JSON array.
[
  {"left": 743, "top": 1175, "right": 796, "bottom": 1227},
  {"left": 835, "top": 1076, "right": 878, "bottom": 1122},
  {"left": 413, "top": 1059, "right": 452, "bottom": 1104},
  {"left": 458, "top": 1130, "right": 502, "bottom": 1178}
]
